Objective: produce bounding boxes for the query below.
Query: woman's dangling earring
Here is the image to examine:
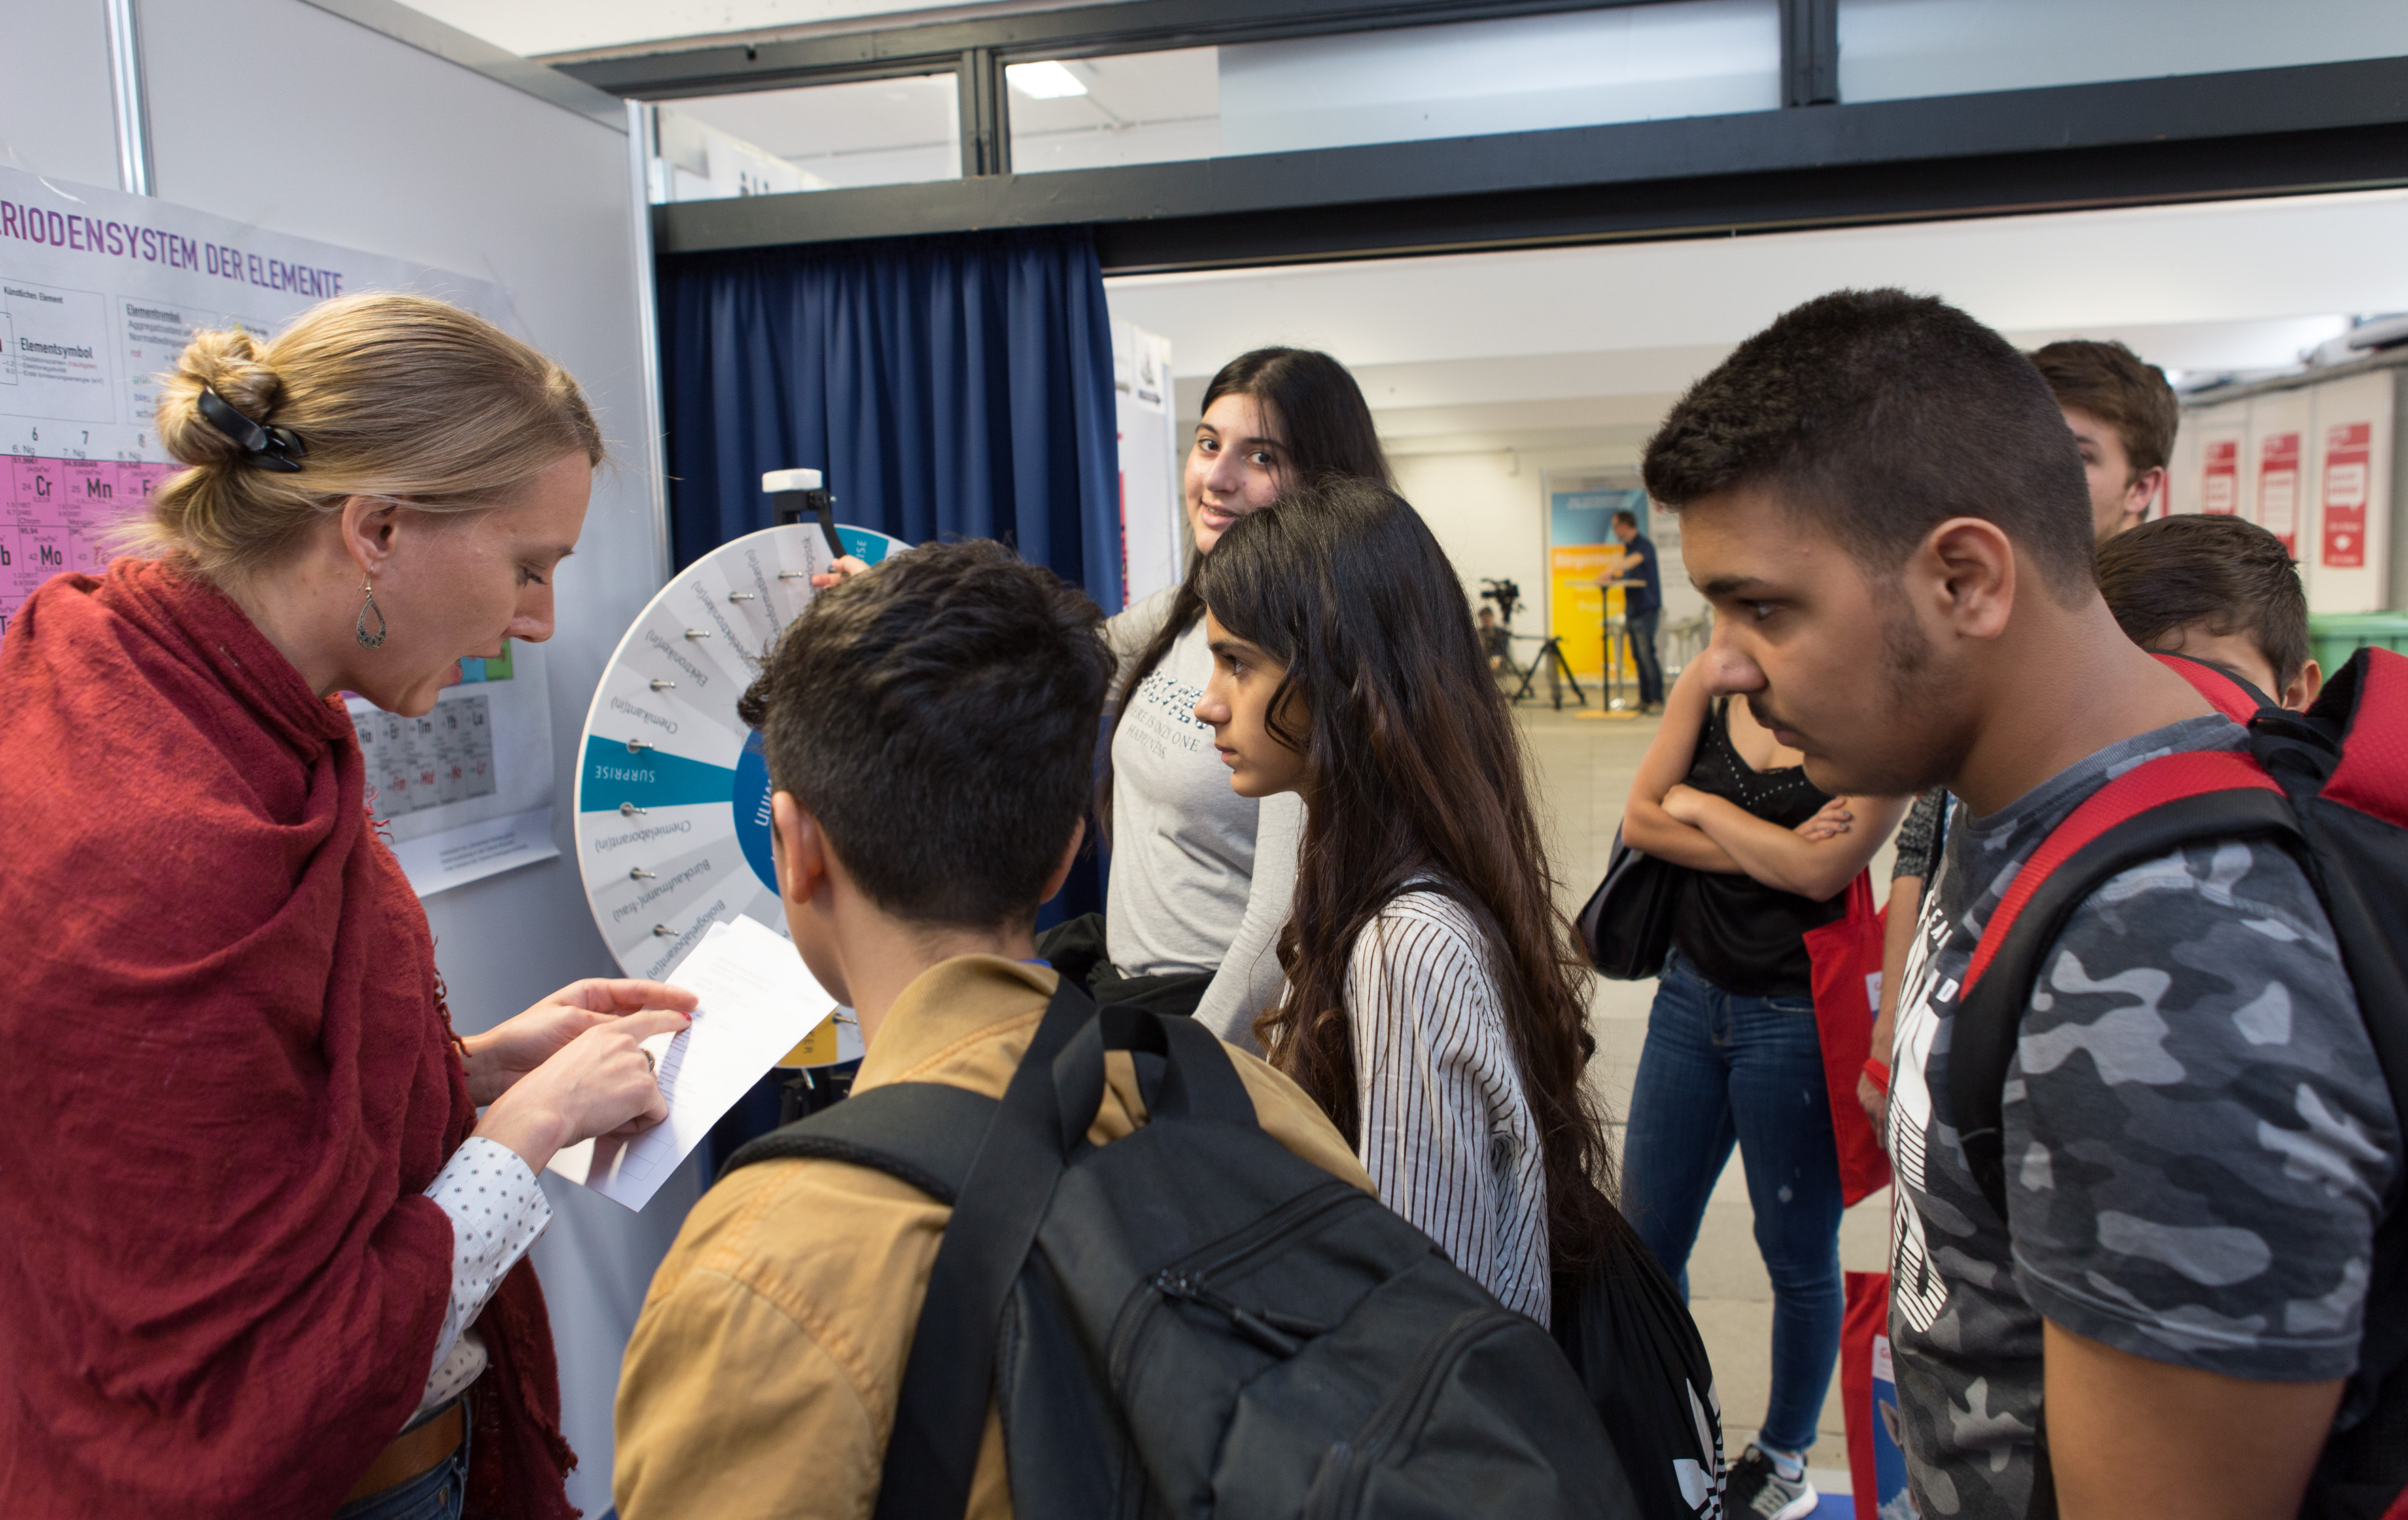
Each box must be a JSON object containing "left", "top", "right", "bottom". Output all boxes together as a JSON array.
[{"left": 355, "top": 575, "right": 388, "bottom": 649}]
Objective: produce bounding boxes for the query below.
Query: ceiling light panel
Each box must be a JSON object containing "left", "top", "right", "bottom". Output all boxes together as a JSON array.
[{"left": 1007, "top": 60, "right": 1088, "bottom": 99}]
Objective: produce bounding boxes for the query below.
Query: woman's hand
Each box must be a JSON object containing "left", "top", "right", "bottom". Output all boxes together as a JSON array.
[
  {"left": 1794, "top": 797, "right": 1855, "bottom": 842},
  {"left": 1660, "top": 783, "right": 1706, "bottom": 826},
  {"left": 1857, "top": 1071, "right": 1890, "bottom": 1135},
  {"left": 461, "top": 978, "right": 700, "bottom": 1106},
  {"left": 473, "top": 1007, "right": 693, "bottom": 1175},
  {"left": 809, "top": 554, "right": 871, "bottom": 589}
]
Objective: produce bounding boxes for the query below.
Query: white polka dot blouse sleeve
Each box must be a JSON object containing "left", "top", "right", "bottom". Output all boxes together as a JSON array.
[
  {"left": 1346, "top": 889, "right": 1552, "bottom": 1326},
  {"left": 406, "top": 1135, "right": 551, "bottom": 1426}
]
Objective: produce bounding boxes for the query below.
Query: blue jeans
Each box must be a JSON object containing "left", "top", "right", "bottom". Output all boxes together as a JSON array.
[
  {"left": 1621, "top": 949, "right": 1843, "bottom": 1454},
  {"left": 332, "top": 1404, "right": 470, "bottom": 1520},
  {"left": 1626, "top": 607, "right": 1663, "bottom": 706}
]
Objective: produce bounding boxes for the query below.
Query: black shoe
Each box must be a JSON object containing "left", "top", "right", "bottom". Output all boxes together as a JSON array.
[{"left": 1726, "top": 1444, "right": 1817, "bottom": 1519}]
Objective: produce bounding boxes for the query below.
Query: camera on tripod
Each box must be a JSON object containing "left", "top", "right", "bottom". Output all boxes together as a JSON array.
[{"left": 1478, "top": 577, "right": 1521, "bottom": 626}]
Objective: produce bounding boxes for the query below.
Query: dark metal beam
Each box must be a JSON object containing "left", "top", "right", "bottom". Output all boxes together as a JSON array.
[
  {"left": 1093, "top": 120, "right": 2408, "bottom": 271},
  {"left": 958, "top": 48, "right": 1010, "bottom": 175},
  {"left": 1779, "top": 0, "right": 1838, "bottom": 109},
  {"left": 559, "top": 0, "right": 1683, "bottom": 97},
  {"left": 650, "top": 56, "right": 2408, "bottom": 271}
]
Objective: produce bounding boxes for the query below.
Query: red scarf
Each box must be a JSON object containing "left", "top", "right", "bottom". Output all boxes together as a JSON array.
[{"left": 0, "top": 561, "right": 574, "bottom": 1518}]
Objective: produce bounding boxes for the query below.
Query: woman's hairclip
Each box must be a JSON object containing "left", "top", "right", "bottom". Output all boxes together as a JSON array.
[{"left": 196, "top": 385, "right": 308, "bottom": 474}]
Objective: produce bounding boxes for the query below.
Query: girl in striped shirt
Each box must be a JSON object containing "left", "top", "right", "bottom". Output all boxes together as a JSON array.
[{"left": 1192, "top": 476, "right": 1620, "bottom": 1324}]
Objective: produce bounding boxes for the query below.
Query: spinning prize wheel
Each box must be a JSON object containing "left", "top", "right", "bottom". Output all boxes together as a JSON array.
[{"left": 574, "top": 518, "right": 908, "bottom": 1063}]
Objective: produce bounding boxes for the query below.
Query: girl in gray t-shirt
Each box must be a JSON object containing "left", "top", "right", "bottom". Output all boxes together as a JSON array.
[{"left": 1098, "top": 347, "right": 1389, "bottom": 1040}]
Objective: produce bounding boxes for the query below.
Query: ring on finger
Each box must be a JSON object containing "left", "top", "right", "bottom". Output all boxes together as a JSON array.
[{"left": 642, "top": 1048, "right": 657, "bottom": 1075}]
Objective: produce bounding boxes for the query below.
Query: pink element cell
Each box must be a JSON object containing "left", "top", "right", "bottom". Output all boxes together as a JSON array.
[{"left": 0, "top": 455, "right": 179, "bottom": 629}]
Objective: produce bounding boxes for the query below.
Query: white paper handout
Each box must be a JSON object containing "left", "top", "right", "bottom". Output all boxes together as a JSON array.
[{"left": 547, "top": 915, "right": 832, "bottom": 1210}]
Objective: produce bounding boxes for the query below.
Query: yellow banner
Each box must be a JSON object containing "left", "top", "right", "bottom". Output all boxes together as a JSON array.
[{"left": 1550, "top": 544, "right": 1632, "bottom": 679}]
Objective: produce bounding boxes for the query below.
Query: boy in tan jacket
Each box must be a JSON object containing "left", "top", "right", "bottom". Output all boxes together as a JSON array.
[{"left": 612, "top": 540, "right": 1367, "bottom": 1519}]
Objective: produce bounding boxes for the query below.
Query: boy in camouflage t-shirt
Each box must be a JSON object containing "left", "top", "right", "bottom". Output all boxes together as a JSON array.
[
  {"left": 1640, "top": 288, "right": 2401, "bottom": 1519},
  {"left": 1887, "top": 720, "right": 2392, "bottom": 1517}
]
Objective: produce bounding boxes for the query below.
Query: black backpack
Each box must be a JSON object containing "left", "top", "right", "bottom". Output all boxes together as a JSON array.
[
  {"left": 1951, "top": 648, "right": 2408, "bottom": 1520},
  {"left": 724, "top": 980, "right": 1660, "bottom": 1519}
]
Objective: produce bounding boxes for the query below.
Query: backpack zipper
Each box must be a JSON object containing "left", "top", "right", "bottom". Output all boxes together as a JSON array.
[
  {"left": 1152, "top": 1271, "right": 1323, "bottom": 1357},
  {"left": 1104, "top": 1182, "right": 1362, "bottom": 1389},
  {"left": 1192, "top": 1182, "right": 1363, "bottom": 1284},
  {"left": 1314, "top": 1307, "right": 1521, "bottom": 1518}
]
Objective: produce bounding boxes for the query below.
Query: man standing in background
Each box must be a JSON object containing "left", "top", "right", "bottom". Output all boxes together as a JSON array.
[
  {"left": 2029, "top": 338, "right": 2179, "bottom": 542},
  {"left": 1598, "top": 507, "right": 1665, "bottom": 713},
  {"left": 1477, "top": 605, "right": 1514, "bottom": 671}
]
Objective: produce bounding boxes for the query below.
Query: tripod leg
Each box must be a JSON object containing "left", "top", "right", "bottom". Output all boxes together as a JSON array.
[{"left": 1554, "top": 641, "right": 1587, "bottom": 706}]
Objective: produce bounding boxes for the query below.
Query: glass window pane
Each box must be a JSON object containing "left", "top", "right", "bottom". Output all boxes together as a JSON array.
[
  {"left": 652, "top": 75, "right": 960, "bottom": 202},
  {"left": 1007, "top": 50, "right": 1221, "bottom": 173},
  {"left": 1008, "top": 1, "right": 1778, "bottom": 175},
  {"left": 1839, "top": 0, "right": 2408, "bottom": 103},
  {"left": 1217, "top": 0, "right": 1777, "bottom": 156}
]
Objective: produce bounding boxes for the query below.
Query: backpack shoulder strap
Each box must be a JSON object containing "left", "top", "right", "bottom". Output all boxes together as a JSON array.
[
  {"left": 1950, "top": 749, "right": 2296, "bottom": 1218},
  {"left": 877, "top": 976, "right": 1101, "bottom": 1520},
  {"left": 718, "top": 1081, "right": 1001, "bottom": 1204},
  {"left": 2151, "top": 650, "right": 2278, "bottom": 722}
]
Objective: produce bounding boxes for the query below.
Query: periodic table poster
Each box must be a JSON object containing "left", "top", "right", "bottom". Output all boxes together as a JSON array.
[{"left": 0, "top": 166, "right": 559, "bottom": 896}]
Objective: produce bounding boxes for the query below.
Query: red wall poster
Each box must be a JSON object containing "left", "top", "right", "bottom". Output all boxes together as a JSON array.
[{"left": 2322, "top": 422, "right": 2371, "bottom": 569}]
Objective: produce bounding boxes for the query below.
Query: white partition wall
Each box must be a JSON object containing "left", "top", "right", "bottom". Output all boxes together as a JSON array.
[
  {"left": 2247, "top": 389, "right": 2313, "bottom": 556},
  {"left": 2182, "top": 402, "right": 2250, "bottom": 520},
  {"left": 1113, "top": 318, "right": 1186, "bottom": 605},
  {"left": 2162, "top": 404, "right": 2201, "bottom": 520},
  {"left": 5, "top": 3, "right": 677, "bottom": 1510},
  {"left": 2178, "top": 368, "right": 2400, "bottom": 614},
  {"left": 2308, "top": 370, "right": 2396, "bottom": 614}
]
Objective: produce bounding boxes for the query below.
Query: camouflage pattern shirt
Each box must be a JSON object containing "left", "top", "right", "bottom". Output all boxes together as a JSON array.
[{"left": 1887, "top": 715, "right": 2398, "bottom": 1519}]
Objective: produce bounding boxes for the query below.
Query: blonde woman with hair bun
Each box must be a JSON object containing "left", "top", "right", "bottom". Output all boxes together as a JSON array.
[{"left": 0, "top": 291, "right": 695, "bottom": 1519}]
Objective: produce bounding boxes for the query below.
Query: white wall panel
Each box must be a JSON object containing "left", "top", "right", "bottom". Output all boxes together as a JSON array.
[
  {"left": 2307, "top": 370, "right": 2394, "bottom": 614},
  {"left": 2162, "top": 406, "right": 2201, "bottom": 519},
  {"left": 2180, "top": 403, "right": 2249, "bottom": 521},
  {"left": 2246, "top": 391, "right": 2313, "bottom": 555},
  {"left": 1, "top": 1, "right": 122, "bottom": 188}
]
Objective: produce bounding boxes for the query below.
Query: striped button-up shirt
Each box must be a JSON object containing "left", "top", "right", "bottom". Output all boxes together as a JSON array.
[{"left": 1347, "top": 889, "right": 1552, "bottom": 1324}]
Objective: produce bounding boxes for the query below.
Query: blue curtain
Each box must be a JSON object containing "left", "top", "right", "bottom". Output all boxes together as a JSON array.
[
  {"left": 662, "top": 228, "right": 1121, "bottom": 1165},
  {"left": 657, "top": 226, "right": 1122, "bottom": 611}
]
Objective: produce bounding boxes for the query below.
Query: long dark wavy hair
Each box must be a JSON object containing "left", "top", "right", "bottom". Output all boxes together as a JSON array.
[
  {"left": 1198, "top": 478, "right": 1623, "bottom": 1279},
  {"left": 1102, "top": 347, "right": 1389, "bottom": 839}
]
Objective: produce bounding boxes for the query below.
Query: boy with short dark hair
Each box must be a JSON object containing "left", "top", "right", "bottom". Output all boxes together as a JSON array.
[
  {"left": 2029, "top": 338, "right": 2180, "bottom": 544},
  {"left": 1644, "top": 290, "right": 2396, "bottom": 1520},
  {"left": 2096, "top": 513, "right": 2322, "bottom": 711},
  {"left": 612, "top": 540, "right": 1367, "bottom": 1519}
]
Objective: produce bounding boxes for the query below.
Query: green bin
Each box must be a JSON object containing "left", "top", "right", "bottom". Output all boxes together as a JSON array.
[{"left": 2307, "top": 612, "right": 2408, "bottom": 675}]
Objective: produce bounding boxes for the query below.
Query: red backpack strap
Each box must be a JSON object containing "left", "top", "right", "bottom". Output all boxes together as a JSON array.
[
  {"left": 1948, "top": 749, "right": 2297, "bottom": 1225},
  {"left": 2152, "top": 650, "right": 2272, "bottom": 724},
  {"left": 1962, "top": 749, "right": 2282, "bottom": 997}
]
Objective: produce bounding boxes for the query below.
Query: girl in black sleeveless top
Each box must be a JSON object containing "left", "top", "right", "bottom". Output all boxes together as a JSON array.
[
  {"left": 1616, "top": 658, "right": 1908, "bottom": 1514},
  {"left": 1672, "top": 696, "right": 1849, "bottom": 995}
]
